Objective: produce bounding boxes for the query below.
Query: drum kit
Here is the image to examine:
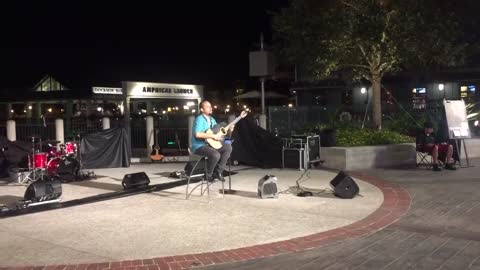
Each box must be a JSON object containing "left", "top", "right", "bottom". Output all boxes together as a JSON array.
[{"left": 20, "top": 136, "right": 82, "bottom": 184}]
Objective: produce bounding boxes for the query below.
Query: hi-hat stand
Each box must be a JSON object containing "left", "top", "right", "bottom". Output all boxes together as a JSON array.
[{"left": 20, "top": 136, "right": 45, "bottom": 184}]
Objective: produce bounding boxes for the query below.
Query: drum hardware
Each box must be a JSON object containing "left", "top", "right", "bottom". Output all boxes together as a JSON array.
[{"left": 19, "top": 134, "right": 91, "bottom": 184}]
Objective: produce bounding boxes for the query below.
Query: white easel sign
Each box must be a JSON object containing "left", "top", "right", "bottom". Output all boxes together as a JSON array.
[{"left": 443, "top": 99, "right": 471, "bottom": 139}]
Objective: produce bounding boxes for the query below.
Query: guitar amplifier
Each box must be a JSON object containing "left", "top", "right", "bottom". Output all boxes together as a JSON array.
[{"left": 282, "top": 147, "right": 306, "bottom": 170}]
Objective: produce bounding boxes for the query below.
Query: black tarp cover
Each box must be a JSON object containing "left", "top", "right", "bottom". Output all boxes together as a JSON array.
[
  {"left": 80, "top": 127, "right": 130, "bottom": 169},
  {"left": 230, "top": 116, "right": 283, "bottom": 168},
  {"left": 0, "top": 136, "right": 31, "bottom": 168}
]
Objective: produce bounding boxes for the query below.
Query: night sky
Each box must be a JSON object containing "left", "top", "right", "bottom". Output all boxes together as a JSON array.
[{"left": 0, "top": 1, "right": 289, "bottom": 91}]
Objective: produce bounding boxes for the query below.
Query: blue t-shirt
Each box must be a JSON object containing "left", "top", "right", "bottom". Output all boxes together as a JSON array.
[{"left": 191, "top": 114, "right": 217, "bottom": 153}]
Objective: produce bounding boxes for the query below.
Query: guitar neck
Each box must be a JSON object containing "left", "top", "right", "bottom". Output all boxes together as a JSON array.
[{"left": 225, "top": 115, "right": 244, "bottom": 130}]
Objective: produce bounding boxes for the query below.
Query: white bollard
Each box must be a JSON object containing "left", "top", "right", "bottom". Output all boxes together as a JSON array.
[
  {"left": 146, "top": 116, "right": 154, "bottom": 154},
  {"left": 55, "top": 119, "right": 64, "bottom": 146},
  {"left": 102, "top": 116, "right": 110, "bottom": 130},
  {"left": 188, "top": 115, "right": 195, "bottom": 151},
  {"left": 6, "top": 120, "right": 16, "bottom": 141},
  {"left": 259, "top": 114, "right": 267, "bottom": 130}
]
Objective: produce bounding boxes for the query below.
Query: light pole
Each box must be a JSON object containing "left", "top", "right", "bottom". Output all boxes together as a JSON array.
[
  {"left": 439, "top": 83, "right": 445, "bottom": 99},
  {"left": 361, "top": 87, "right": 370, "bottom": 129}
]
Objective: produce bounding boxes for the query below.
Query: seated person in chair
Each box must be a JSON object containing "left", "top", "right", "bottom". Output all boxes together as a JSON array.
[
  {"left": 417, "top": 121, "right": 456, "bottom": 171},
  {"left": 191, "top": 100, "right": 233, "bottom": 182}
]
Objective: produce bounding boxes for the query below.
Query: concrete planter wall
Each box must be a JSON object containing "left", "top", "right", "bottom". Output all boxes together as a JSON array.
[
  {"left": 321, "top": 143, "right": 416, "bottom": 171},
  {"left": 464, "top": 138, "right": 480, "bottom": 158},
  {"left": 321, "top": 138, "right": 480, "bottom": 170}
]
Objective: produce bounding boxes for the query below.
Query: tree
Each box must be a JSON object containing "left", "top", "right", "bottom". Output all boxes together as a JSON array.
[{"left": 272, "top": 0, "right": 469, "bottom": 129}]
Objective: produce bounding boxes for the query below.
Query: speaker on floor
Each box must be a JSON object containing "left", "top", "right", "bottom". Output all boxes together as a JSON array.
[
  {"left": 122, "top": 172, "right": 150, "bottom": 190},
  {"left": 24, "top": 180, "right": 62, "bottom": 202},
  {"left": 258, "top": 175, "right": 278, "bottom": 199},
  {"left": 329, "top": 171, "right": 359, "bottom": 199}
]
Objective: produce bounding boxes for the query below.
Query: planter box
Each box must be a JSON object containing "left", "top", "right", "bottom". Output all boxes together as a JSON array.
[
  {"left": 321, "top": 143, "right": 416, "bottom": 170},
  {"left": 464, "top": 138, "right": 480, "bottom": 158},
  {"left": 321, "top": 138, "right": 480, "bottom": 170}
]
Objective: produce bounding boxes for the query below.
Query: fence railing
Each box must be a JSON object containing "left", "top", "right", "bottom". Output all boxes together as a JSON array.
[
  {"left": 5, "top": 117, "right": 190, "bottom": 158},
  {"left": 16, "top": 122, "right": 56, "bottom": 142}
]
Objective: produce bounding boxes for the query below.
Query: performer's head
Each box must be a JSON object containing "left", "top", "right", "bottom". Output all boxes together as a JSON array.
[
  {"left": 424, "top": 121, "right": 434, "bottom": 134},
  {"left": 200, "top": 100, "right": 212, "bottom": 115}
]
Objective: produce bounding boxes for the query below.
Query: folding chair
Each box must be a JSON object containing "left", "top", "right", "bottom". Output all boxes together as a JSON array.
[
  {"left": 416, "top": 128, "right": 433, "bottom": 169},
  {"left": 416, "top": 147, "right": 433, "bottom": 168}
]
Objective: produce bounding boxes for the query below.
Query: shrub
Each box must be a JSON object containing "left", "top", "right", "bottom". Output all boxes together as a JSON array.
[{"left": 336, "top": 127, "right": 414, "bottom": 147}]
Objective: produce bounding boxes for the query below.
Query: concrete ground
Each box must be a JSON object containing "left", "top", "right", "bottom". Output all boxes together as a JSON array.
[
  {"left": 200, "top": 159, "right": 480, "bottom": 270},
  {"left": 0, "top": 163, "right": 385, "bottom": 268}
]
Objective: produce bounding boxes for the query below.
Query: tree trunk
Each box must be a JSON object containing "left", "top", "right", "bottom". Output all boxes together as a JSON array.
[{"left": 371, "top": 74, "right": 382, "bottom": 130}]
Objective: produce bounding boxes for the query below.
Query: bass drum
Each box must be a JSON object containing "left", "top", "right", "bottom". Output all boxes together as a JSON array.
[{"left": 47, "top": 156, "right": 80, "bottom": 181}]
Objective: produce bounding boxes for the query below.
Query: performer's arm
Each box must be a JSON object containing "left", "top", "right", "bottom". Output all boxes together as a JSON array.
[
  {"left": 195, "top": 131, "right": 222, "bottom": 141},
  {"left": 193, "top": 118, "right": 222, "bottom": 141}
]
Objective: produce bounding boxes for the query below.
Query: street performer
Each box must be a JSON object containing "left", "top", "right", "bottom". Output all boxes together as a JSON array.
[{"left": 191, "top": 100, "right": 233, "bottom": 182}]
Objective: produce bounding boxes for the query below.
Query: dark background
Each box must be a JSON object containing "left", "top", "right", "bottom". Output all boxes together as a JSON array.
[{"left": 0, "top": 1, "right": 289, "bottom": 91}]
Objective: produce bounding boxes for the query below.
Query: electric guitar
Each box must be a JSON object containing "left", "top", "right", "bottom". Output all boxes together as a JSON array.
[
  {"left": 150, "top": 129, "right": 164, "bottom": 161},
  {"left": 205, "top": 110, "right": 248, "bottom": 149}
]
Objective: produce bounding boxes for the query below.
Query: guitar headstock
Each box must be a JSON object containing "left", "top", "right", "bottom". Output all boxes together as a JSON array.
[{"left": 240, "top": 110, "right": 248, "bottom": 118}]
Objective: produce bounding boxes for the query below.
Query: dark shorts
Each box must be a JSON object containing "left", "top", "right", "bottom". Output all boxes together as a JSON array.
[{"left": 421, "top": 144, "right": 450, "bottom": 155}]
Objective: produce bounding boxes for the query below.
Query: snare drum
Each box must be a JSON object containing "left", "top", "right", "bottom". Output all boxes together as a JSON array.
[
  {"left": 65, "top": 142, "right": 77, "bottom": 155},
  {"left": 33, "top": 152, "right": 48, "bottom": 168}
]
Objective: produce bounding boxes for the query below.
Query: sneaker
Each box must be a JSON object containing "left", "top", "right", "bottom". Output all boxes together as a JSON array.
[
  {"left": 213, "top": 171, "right": 225, "bottom": 182},
  {"left": 445, "top": 163, "right": 457, "bottom": 170},
  {"left": 433, "top": 164, "right": 442, "bottom": 171},
  {"left": 205, "top": 175, "right": 215, "bottom": 183}
]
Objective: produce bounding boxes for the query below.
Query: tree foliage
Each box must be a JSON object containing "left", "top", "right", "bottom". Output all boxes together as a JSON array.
[{"left": 272, "top": 0, "right": 470, "bottom": 129}]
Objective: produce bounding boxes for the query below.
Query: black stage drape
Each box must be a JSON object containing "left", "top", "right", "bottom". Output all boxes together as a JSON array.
[
  {"left": 80, "top": 127, "right": 130, "bottom": 169},
  {"left": 230, "top": 116, "right": 283, "bottom": 168}
]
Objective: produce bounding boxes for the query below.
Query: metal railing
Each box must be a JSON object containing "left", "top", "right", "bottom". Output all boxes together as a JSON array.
[
  {"left": 15, "top": 120, "right": 56, "bottom": 142},
  {"left": 71, "top": 117, "right": 103, "bottom": 137}
]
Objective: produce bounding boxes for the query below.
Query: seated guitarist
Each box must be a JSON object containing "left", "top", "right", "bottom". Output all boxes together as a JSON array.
[{"left": 191, "top": 100, "right": 233, "bottom": 182}]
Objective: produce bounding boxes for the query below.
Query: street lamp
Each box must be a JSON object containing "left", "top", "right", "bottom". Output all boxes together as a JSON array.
[
  {"left": 361, "top": 87, "right": 370, "bottom": 129},
  {"left": 361, "top": 87, "right": 368, "bottom": 104},
  {"left": 439, "top": 83, "right": 446, "bottom": 99}
]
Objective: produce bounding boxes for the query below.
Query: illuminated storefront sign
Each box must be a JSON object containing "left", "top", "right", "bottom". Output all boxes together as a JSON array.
[
  {"left": 124, "top": 81, "right": 203, "bottom": 99},
  {"left": 92, "top": 87, "right": 123, "bottom": 95}
]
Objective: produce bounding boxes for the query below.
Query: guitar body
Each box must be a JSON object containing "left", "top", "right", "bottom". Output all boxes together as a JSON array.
[
  {"left": 205, "top": 122, "right": 227, "bottom": 150},
  {"left": 204, "top": 111, "right": 248, "bottom": 150},
  {"left": 150, "top": 146, "right": 164, "bottom": 161},
  {"left": 150, "top": 128, "right": 164, "bottom": 161}
]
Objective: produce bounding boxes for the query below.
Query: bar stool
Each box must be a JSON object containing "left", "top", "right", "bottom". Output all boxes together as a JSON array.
[{"left": 185, "top": 151, "right": 224, "bottom": 201}]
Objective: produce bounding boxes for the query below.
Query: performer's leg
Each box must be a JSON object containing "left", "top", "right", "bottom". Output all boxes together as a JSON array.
[
  {"left": 216, "top": 144, "right": 232, "bottom": 174},
  {"left": 195, "top": 146, "right": 220, "bottom": 177},
  {"left": 446, "top": 144, "right": 454, "bottom": 164},
  {"left": 432, "top": 145, "right": 439, "bottom": 164}
]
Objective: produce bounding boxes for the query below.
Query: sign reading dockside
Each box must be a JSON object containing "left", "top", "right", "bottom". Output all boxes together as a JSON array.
[
  {"left": 124, "top": 81, "right": 203, "bottom": 99},
  {"left": 93, "top": 87, "right": 123, "bottom": 95}
]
